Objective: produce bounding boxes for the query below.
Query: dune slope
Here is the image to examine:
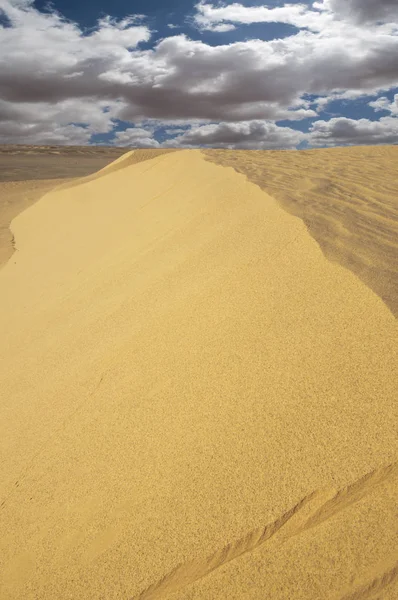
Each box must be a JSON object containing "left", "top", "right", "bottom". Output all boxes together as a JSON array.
[
  {"left": 204, "top": 146, "right": 398, "bottom": 318},
  {"left": 0, "top": 149, "right": 397, "bottom": 599},
  {"left": 0, "top": 179, "right": 67, "bottom": 267},
  {"left": 0, "top": 148, "right": 175, "bottom": 268}
]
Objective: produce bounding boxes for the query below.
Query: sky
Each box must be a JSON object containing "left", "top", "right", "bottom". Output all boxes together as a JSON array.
[{"left": 0, "top": 0, "right": 397, "bottom": 149}]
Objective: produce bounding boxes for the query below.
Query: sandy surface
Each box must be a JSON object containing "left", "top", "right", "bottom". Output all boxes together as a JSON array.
[
  {"left": 0, "top": 148, "right": 397, "bottom": 599},
  {"left": 0, "top": 180, "right": 68, "bottom": 266},
  {"left": 0, "top": 145, "right": 128, "bottom": 182},
  {"left": 204, "top": 146, "right": 398, "bottom": 318},
  {"left": 0, "top": 145, "right": 129, "bottom": 267}
]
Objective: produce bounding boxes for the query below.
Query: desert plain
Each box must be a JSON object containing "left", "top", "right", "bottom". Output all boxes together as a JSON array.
[{"left": 0, "top": 144, "right": 397, "bottom": 599}]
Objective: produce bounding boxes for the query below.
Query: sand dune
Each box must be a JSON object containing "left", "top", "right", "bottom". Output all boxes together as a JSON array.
[
  {"left": 0, "top": 148, "right": 397, "bottom": 599},
  {"left": 136, "top": 462, "right": 398, "bottom": 600},
  {"left": 204, "top": 146, "right": 398, "bottom": 317},
  {"left": 56, "top": 148, "right": 177, "bottom": 192},
  {"left": 0, "top": 179, "right": 66, "bottom": 267},
  {"left": 0, "top": 145, "right": 129, "bottom": 268}
]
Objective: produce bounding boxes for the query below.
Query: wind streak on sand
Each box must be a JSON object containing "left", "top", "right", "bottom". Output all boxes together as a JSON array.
[{"left": 133, "top": 463, "right": 398, "bottom": 599}]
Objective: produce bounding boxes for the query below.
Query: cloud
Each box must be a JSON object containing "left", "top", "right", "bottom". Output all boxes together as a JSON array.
[
  {"left": 0, "top": 97, "right": 119, "bottom": 144},
  {"left": 310, "top": 88, "right": 393, "bottom": 113},
  {"left": 210, "top": 23, "right": 237, "bottom": 32},
  {"left": 327, "top": 0, "right": 398, "bottom": 25},
  {"left": 194, "top": 1, "right": 398, "bottom": 32},
  {"left": 0, "top": 120, "right": 92, "bottom": 145},
  {"left": 111, "top": 127, "right": 160, "bottom": 147},
  {"left": 0, "top": 0, "right": 150, "bottom": 105},
  {"left": 193, "top": 1, "right": 330, "bottom": 32},
  {"left": 164, "top": 127, "right": 189, "bottom": 135},
  {"left": 308, "top": 116, "right": 398, "bottom": 146},
  {"left": 167, "top": 120, "right": 305, "bottom": 149},
  {"left": 0, "top": 0, "right": 398, "bottom": 147},
  {"left": 369, "top": 94, "right": 398, "bottom": 115}
]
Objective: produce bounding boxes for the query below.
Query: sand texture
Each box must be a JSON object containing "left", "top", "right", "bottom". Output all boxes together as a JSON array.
[
  {"left": 0, "top": 145, "right": 132, "bottom": 268},
  {"left": 204, "top": 146, "right": 398, "bottom": 317},
  {"left": 0, "top": 148, "right": 397, "bottom": 599}
]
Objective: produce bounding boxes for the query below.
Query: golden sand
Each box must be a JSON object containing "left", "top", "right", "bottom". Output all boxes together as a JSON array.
[
  {"left": 0, "top": 148, "right": 397, "bottom": 599},
  {"left": 204, "top": 146, "right": 398, "bottom": 318},
  {"left": 0, "top": 144, "right": 128, "bottom": 268},
  {"left": 0, "top": 179, "right": 66, "bottom": 267}
]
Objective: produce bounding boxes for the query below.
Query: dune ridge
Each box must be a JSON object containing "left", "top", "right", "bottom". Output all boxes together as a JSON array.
[
  {"left": 55, "top": 149, "right": 177, "bottom": 192},
  {"left": 0, "top": 148, "right": 397, "bottom": 599},
  {"left": 0, "top": 145, "right": 139, "bottom": 269},
  {"left": 204, "top": 146, "right": 398, "bottom": 317}
]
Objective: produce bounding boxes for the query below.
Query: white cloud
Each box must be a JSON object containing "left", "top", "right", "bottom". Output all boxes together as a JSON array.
[
  {"left": 210, "top": 23, "right": 237, "bottom": 32},
  {"left": 0, "top": 97, "right": 121, "bottom": 144},
  {"left": 311, "top": 88, "right": 393, "bottom": 112},
  {"left": 111, "top": 127, "right": 160, "bottom": 148},
  {"left": 0, "top": 120, "right": 92, "bottom": 145},
  {"left": 0, "top": 0, "right": 398, "bottom": 148},
  {"left": 0, "top": 0, "right": 150, "bottom": 106},
  {"left": 167, "top": 120, "right": 305, "bottom": 149},
  {"left": 193, "top": 1, "right": 331, "bottom": 33},
  {"left": 308, "top": 116, "right": 398, "bottom": 146},
  {"left": 194, "top": 0, "right": 398, "bottom": 32},
  {"left": 369, "top": 94, "right": 398, "bottom": 116}
]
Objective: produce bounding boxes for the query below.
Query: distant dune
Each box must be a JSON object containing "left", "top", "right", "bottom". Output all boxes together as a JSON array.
[{"left": 0, "top": 148, "right": 397, "bottom": 599}]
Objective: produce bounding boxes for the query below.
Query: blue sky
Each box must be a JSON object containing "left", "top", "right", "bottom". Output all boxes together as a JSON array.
[
  {"left": 0, "top": 0, "right": 397, "bottom": 148},
  {"left": 33, "top": 0, "right": 300, "bottom": 45}
]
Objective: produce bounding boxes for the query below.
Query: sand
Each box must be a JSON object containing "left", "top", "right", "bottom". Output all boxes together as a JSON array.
[
  {"left": 0, "top": 145, "right": 128, "bottom": 182},
  {"left": 204, "top": 146, "right": 398, "bottom": 318},
  {"left": 0, "top": 148, "right": 397, "bottom": 599},
  {"left": 0, "top": 145, "right": 128, "bottom": 268}
]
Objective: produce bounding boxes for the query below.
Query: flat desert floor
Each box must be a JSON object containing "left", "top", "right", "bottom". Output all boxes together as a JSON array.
[{"left": 0, "top": 146, "right": 397, "bottom": 599}]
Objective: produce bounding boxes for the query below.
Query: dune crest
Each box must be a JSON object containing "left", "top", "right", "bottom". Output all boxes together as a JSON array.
[
  {"left": 0, "top": 149, "right": 397, "bottom": 599},
  {"left": 204, "top": 146, "right": 398, "bottom": 318},
  {"left": 56, "top": 149, "right": 177, "bottom": 192}
]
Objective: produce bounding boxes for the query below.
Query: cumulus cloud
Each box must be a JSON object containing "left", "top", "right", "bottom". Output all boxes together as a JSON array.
[
  {"left": 327, "top": 0, "right": 398, "bottom": 25},
  {"left": 111, "top": 127, "right": 160, "bottom": 148},
  {"left": 167, "top": 120, "right": 305, "bottom": 149},
  {"left": 0, "top": 97, "right": 120, "bottom": 144},
  {"left": 0, "top": 0, "right": 150, "bottom": 106},
  {"left": 369, "top": 94, "right": 398, "bottom": 116},
  {"left": 310, "top": 87, "right": 394, "bottom": 113},
  {"left": 0, "top": 119, "right": 92, "bottom": 145},
  {"left": 193, "top": 0, "right": 398, "bottom": 32},
  {"left": 107, "top": 26, "right": 397, "bottom": 124},
  {"left": 308, "top": 116, "right": 398, "bottom": 146},
  {"left": 193, "top": 1, "right": 331, "bottom": 32},
  {"left": 0, "top": 0, "right": 398, "bottom": 147},
  {"left": 210, "top": 23, "right": 237, "bottom": 32}
]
